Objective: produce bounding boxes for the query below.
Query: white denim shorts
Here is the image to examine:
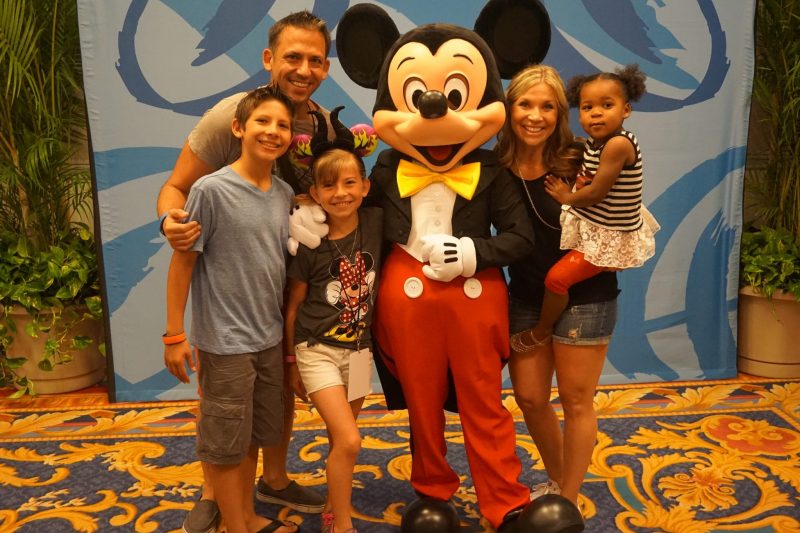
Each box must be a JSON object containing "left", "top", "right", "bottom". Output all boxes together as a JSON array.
[{"left": 295, "top": 341, "right": 371, "bottom": 396}]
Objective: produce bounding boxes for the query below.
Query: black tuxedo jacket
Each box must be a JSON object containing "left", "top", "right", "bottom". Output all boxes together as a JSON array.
[{"left": 368, "top": 148, "right": 535, "bottom": 271}]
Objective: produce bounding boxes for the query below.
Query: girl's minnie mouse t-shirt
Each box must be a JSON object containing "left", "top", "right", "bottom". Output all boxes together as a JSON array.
[{"left": 288, "top": 207, "right": 383, "bottom": 350}]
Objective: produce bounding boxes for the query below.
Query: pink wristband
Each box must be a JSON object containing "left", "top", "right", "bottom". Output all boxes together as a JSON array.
[{"left": 284, "top": 355, "right": 296, "bottom": 363}]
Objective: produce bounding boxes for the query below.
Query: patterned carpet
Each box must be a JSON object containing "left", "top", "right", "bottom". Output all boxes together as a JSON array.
[{"left": 0, "top": 378, "right": 799, "bottom": 532}]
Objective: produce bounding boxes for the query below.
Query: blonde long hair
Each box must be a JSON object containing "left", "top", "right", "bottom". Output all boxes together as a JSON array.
[{"left": 494, "top": 65, "right": 581, "bottom": 178}]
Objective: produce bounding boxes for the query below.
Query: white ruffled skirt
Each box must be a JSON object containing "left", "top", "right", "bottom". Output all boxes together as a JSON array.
[{"left": 559, "top": 206, "right": 660, "bottom": 269}]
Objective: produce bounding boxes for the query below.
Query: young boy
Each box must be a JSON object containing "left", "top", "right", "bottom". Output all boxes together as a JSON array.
[{"left": 163, "top": 85, "right": 298, "bottom": 533}]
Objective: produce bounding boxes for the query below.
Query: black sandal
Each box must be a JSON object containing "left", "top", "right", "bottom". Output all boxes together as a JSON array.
[{"left": 257, "top": 518, "right": 299, "bottom": 533}]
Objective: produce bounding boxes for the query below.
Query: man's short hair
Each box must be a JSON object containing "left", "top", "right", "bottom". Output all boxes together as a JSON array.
[{"left": 268, "top": 10, "right": 331, "bottom": 56}]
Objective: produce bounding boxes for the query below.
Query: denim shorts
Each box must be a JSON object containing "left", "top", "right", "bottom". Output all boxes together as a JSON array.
[{"left": 509, "top": 295, "right": 617, "bottom": 345}]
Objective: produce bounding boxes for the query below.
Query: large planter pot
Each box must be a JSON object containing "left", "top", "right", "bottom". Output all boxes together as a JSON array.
[
  {"left": 737, "top": 287, "right": 800, "bottom": 378},
  {"left": 6, "top": 305, "right": 106, "bottom": 394}
]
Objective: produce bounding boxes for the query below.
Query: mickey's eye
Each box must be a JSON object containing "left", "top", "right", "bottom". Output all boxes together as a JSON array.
[
  {"left": 403, "top": 78, "right": 427, "bottom": 112},
  {"left": 444, "top": 74, "right": 468, "bottom": 111}
]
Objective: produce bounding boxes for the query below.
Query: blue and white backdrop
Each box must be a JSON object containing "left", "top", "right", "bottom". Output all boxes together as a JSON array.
[{"left": 77, "top": 1, "right": 753, "bottom": 401}]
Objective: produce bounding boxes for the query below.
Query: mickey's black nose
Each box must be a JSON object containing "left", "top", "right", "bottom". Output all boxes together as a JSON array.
[{"left": 418, "top": 90, "right": 448, "bottom": 119}]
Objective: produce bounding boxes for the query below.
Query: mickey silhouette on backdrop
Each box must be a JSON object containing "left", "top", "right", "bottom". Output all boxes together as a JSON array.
[{"left": 334, "top": 1, "right": 581, "bottom": 531}]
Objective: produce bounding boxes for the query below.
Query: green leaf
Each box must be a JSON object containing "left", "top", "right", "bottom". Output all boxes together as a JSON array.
[
  {"left": 71, "top": 335, "right": 91, "bottom": 349},
  {"left": 9, "top": 388, "right": 27, "bottom": 399},
  {"left": 16, "top": 237, "right": 29, "bottom": 258},
  {"left": 4, "top": 356, "right": 28, "bottom": 369},
  {"left": 24, "top": 320, "right": 38, "bottom": 337},
  {"left": 44, "top": 338, "right": 58, "bottom": 356},
  {"left": 84, "top": 295, "right": 102, "bottom": 317}
]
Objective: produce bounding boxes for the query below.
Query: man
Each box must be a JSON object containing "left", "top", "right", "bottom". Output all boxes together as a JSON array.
[{"left": 157, "top": 11, "right": 330, "bottom": 533}]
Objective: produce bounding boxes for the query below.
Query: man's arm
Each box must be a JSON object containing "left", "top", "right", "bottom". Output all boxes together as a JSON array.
[{"left": 157, "top": 142, "right": 214, "bottom": 251}]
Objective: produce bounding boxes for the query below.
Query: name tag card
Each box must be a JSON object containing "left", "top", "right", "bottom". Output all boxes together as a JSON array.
[{"left": 347, "top": 348, "right": 373, "bottom": 402}]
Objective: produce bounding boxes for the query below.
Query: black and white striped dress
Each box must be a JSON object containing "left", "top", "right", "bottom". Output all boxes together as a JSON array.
[{"left": 560, "top": 130, "right": 660, "bottom": 268}]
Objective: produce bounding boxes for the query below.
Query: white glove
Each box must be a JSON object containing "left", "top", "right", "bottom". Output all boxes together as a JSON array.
[
  {"left": 288, "top": 202, "right": 328, "bottom": 256},
  {"left": 420, "top": 234, "right": 477, "bottom": 282}
]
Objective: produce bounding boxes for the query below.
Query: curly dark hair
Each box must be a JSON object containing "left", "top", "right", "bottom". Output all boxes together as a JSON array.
[{"left": 566, "top": 64, "right": 646, "bottom": 107}]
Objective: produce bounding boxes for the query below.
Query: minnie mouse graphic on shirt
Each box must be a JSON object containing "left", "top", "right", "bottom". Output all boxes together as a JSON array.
[{"left": 324, "top": 250, "right": 376, "bottom": 343}]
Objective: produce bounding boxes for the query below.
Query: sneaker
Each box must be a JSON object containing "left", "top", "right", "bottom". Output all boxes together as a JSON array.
[
  {"left": 182, "top": 499, "right": 220, "bottom": 533},
  {"left": 530, "top": 479, "right": 561, "bottom": 501},
  {"left": 321, "top": 512, "right": 335, "bottom": 533},
  {"left": 256, "top": 479, "right": 325, "bottom": 513}
]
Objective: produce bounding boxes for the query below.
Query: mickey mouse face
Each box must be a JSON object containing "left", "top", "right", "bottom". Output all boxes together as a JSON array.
[
  {"left": 336, "top": 1, "right": 551, "bottom": 172},
  {"left": 374, "top": 37, "right": 506, "bottom": 171}
]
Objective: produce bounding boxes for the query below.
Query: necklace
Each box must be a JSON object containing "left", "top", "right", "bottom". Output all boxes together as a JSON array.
[
  {"left": 330, "top": 224, "right": 359, "bottom": 262},
  {"left": 516, "top": 165, "right": 560, "bottom": 231}
]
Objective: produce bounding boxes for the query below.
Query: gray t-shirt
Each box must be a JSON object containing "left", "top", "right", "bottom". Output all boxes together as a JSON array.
[
  {"left": 187, "top": 90, "right": 330, "bottom": 193},
  {"left": 288, "top": 207, "right": 383, "bottom": 351},
  {"left": 185, "top": 166, "right": 294, "bottom": 354}
]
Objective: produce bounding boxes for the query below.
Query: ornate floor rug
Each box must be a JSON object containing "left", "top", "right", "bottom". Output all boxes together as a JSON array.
[{"left": 0, "top": 378, "right": 798, "bottom": 532}]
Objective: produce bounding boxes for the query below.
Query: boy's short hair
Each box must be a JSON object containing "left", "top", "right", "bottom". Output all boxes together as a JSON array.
[
  {"left": 311, "top": 149, "right": 366, "bottom": 187},
  {"left": 269, "top": 10, "right": 331, "bottom": 56},
  {"left": 234, "top": 85, "right": 295, "bottom": 130}
]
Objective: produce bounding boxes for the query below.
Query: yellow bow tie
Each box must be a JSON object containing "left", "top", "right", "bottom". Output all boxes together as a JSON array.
[{"left": 396, "top": 159, "right": 481, "bottom": 200}]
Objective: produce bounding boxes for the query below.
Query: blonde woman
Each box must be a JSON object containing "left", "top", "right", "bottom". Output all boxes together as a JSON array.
[{"left": 495, "top": 65, "right": 619, "bottom": 505}]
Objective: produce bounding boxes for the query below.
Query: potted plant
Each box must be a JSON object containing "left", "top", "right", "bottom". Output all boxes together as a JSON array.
[
  {"left": 0, "top": 0, "right": 105, "bottom": 396},
  {"left": 738, "top": 0, "right": 800, "bottom": 377},
  {"left": 0, "top": 229, "right": 104, "bottom": 397}
]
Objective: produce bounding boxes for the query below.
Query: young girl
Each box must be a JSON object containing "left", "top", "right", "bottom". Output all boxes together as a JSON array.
[
  {"left": 511, "top": 64, "right": 659, "bottom": 351},
  {"left": 284, "top": 129, "right": 382, "bottom": 533}
]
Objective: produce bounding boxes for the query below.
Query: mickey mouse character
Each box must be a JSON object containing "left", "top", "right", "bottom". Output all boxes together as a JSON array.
[{"left": 336, "top": 1, "right": 552, "bottom": 530}]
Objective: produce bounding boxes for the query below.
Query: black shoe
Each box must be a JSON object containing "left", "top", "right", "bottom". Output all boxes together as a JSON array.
[
  {"left": 182, "top": 499, "right": 220, "bottom": 533},
  {"left": 255, "top": 479, "right": 325, "bottom": 513}
]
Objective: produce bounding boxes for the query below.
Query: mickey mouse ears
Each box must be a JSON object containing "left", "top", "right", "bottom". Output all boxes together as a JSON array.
[
  {"left": 335, "top": 0, "right": 551, "bottom": 88},
  {"left": 335, "top": 4, "right": 399, "bottom": 89},
  {"left": 474, "top": 0, "right": 551, "bottom": 78}
]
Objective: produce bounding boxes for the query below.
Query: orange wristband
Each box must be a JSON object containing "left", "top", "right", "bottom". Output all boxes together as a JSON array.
[{"left": 162, "top": 331, "right": 186, "bottom": 345}]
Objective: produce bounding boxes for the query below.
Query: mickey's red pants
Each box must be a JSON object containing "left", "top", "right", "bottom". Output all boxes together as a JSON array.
[{"left": 374, "top": 246, "right": 529, "bottom": 528}]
